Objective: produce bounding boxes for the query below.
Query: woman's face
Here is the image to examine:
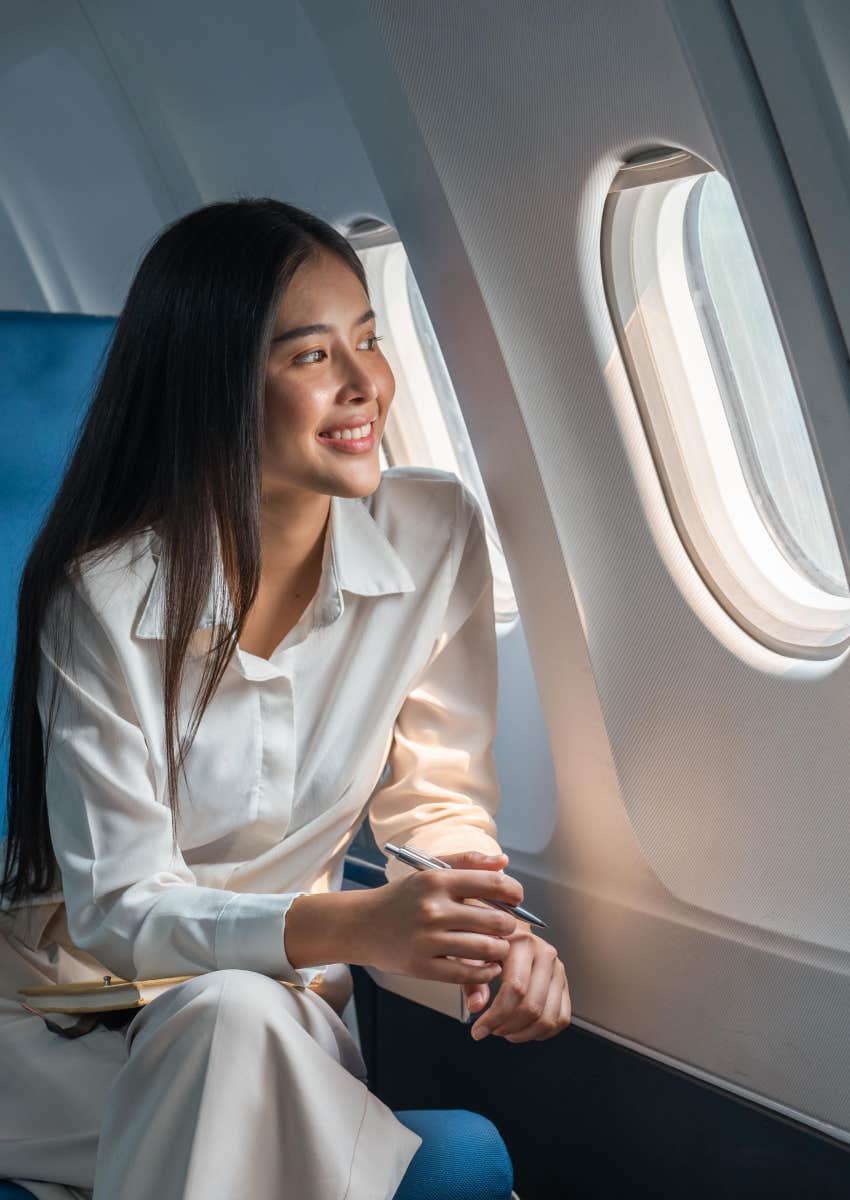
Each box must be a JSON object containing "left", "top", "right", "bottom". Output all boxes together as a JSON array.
[{"left": 262, "top": 247, "right": 395, "bottom": 500}]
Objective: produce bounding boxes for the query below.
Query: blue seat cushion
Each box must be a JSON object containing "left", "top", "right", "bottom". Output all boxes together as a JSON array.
[
  {"left": 0, "top": 310, "right": 116, "bottom": 829},
  {"left": 0, "top": 1109, "right": 513, "bottom": 1200},
  {"left": 394, "top": 1108, "right": 514, "bottom": 1200}
]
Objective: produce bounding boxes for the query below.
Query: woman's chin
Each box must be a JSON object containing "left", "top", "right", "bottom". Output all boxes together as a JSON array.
[{"left": 321, "top": 458, "right": 382, "bottom": 496}]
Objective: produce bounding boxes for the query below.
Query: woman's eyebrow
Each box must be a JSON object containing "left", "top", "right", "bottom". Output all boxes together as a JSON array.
[{"left": 272, "top": 308, "right": 376, "bottom": 344}]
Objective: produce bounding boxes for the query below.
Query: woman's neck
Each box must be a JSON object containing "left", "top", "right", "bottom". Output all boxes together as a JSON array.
[{"left": 259, "top": 493, "right": 331, "bottom": 594}]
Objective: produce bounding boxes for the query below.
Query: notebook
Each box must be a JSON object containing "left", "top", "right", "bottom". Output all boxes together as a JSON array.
[{"left": 19, "top": 970, "right": 327, "bottom": 1015}]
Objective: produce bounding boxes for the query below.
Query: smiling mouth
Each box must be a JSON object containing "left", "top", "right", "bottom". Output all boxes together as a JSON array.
[{"left": 316, "top": 419, "right": 376, "bottom": 451}]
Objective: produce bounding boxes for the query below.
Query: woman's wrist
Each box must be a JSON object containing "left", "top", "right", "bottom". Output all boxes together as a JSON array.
[{"left": 284, "top": 888, "right": 377, "bottom": 969}]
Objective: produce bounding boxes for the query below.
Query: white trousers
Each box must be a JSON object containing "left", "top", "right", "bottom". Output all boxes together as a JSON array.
[{"left": 0, "top": 968, "right": 423, "bottom": 1200}]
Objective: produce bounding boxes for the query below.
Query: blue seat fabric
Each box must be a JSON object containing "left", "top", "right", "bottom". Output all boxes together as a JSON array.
[
  {"left": 394, "top": 1109, "right": 514, "bottom": 1199},
  {"left": 0, "top": 310, "right": 115, "bottom": 823}
]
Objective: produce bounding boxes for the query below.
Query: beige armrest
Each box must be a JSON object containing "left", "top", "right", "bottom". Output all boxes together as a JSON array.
[{"left": 362, "top": 964, "right": 469, "bottom": 1022}]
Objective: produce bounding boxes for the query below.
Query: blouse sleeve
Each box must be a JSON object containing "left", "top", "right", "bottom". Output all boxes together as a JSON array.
[
  {"left": 37, "top": 579, "right": 327, "bottom": 987},
  {"left": 368, "top": 484, "right": 505, "bottom": 885}
]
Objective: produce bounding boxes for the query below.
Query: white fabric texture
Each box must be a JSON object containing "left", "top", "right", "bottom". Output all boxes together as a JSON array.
[
  {"left": 0, "top": 466, "right": 504, "bottom": 1196},
  {"left": 1, "top": 969, "right": 424, "bottom": 1200}
]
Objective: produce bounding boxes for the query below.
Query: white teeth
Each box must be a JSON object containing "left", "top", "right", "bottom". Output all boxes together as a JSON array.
[{"left": 322, "top": 421, "right": 373, "bottom": 440}]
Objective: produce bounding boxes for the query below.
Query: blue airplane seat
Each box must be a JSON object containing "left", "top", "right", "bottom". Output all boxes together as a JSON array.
[
  {"left": 0, "top": 311, "right": 515, "bottom": 1200},
  {"left": 0, "top": 310, "right": 116, "bottom": 818},
  {"left": 394, "top": 1109, "right": 514, "bottom": 1199}
]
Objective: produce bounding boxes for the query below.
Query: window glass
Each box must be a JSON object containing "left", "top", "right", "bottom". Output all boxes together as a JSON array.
[
  {"left": 603, "top": 153, "right": 850, "bottom": 658},
  {"left": 685, "top": 174, "right": 847, "bottom": 597},
  {"left": 356, "top": 236, "right": 518, "bottom": 623}
]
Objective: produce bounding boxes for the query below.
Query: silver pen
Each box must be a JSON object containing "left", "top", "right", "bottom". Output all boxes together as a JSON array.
[{"left": 382, "top": 842, "right": 547, "bottom": 929}]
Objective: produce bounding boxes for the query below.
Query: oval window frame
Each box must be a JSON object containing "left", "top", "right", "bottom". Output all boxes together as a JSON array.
[{"left": 601, "top": 149, "right": 850, "bottom": 660}]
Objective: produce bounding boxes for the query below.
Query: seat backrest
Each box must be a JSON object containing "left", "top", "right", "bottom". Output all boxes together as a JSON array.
[{"left": 0, "top": 311, "right": 116, "bottom": 839}]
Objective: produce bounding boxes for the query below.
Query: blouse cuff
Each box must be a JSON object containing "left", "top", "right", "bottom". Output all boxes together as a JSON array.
[{"left": 214, "top": 891, "right": 329, "bottom": 987}]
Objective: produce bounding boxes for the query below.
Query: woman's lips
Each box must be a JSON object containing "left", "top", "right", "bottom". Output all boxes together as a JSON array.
[{"left": 316, "top": 420, "right": 376, "bottom": 453}]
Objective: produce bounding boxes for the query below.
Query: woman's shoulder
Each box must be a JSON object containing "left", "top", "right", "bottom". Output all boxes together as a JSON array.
[
  {"left": 35, "top": 530, "right": 158, "bottom": 687},
  {"left": 372, "top": 467, "right": 486, "bottom": 565},
  {"left": 371, "top": 466, "right": 479, "bottom": 532},
  {"left": 60, "top": 527, "right": 158, "bottom": 630},
  {"left": 377, "top": 464, "right": 465, "bottom": 495},
  {"left": 349, "top": 470, "right": 483, "bottom": 606}
]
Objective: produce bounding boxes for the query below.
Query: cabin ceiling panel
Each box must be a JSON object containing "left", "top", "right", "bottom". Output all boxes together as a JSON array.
[
  {"left": 0, "top": 0, "right": 395, "bottom": 313},
  {"left": 79, "top": 0, "right": 392, "bottom": 246},
  {"left": 0, "top": 0, "right": 174, "bottom": 312}
]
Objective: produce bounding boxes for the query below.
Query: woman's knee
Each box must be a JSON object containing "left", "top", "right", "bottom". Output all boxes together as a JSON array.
[
  {"left": 180, "top": 969, "right": 292, "bottom": 1020},
  {"left": 127, "top": 969, "right": 296, "bottom": 1051}
]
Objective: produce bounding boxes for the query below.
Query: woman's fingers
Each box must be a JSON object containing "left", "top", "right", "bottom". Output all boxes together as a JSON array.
[
  {"left": 470, "top": 935, "right": 535, "bottom": 1040},
  {"left": 431, "top": 957, "right": 503, "bottom": 985},
  {"left": 438, "top": 851, "right": 509, "bottom": 869},
  {"left": 458, "top": 957, "right": 498, "bottom": 1013},
  {"left": 441, "top": 900, "right": 517, "bottom": 937},
  {"left": 560, "top": 984, "right": 572, "bottom": 1028},
  {"left": 503, "top": 963, "right": 564, "bottom": 1042},
  {"left": 433, "top": 868, "right": 524, "bottom": 907},
  {"left": 464, "top": 984, "right": 489, "bottom": 1012},
  {"left": 488, "top": 943, "right": 558, "bottom": 1037},
  {"left": 426, "top": 930, "right": 513, "bottom": 962}
]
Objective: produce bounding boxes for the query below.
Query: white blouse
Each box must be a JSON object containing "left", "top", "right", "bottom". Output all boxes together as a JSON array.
[{"left": 2, "top": 468, "right": 504, "bottom": 991}]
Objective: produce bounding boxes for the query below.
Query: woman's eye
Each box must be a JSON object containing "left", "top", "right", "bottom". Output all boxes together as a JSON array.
[{"left": 295, "top": 334, "right": 383, "bottom": 366}]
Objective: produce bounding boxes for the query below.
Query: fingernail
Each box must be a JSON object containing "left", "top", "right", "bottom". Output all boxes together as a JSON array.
[{"left": 471, "top": 1027, "right": 489, "bottom": 1040}]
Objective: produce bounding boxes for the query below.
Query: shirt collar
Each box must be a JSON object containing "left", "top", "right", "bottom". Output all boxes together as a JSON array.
[{"left": 135, "top": 491, "right": 416, "bottom": 640}]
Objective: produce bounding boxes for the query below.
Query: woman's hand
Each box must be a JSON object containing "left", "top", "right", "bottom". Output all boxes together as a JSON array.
[
  {"left": 357, "top": 850, "right": 523, "bottom": 986},
  {"left": 456, "top": 853, "right": 572, "bottom": 1043}
]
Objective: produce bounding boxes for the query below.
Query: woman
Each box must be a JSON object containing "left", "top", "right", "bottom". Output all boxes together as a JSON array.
[{"left": 0, "top": 198, "right": 571, "bottom": 1199}]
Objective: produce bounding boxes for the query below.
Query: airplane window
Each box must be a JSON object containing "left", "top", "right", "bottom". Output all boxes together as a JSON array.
[
  {"left": 346, "top": 220, "right": 518, "bottom": 624},
  {"left": 602, "top": 149, "right": 850, "bottom": 659},
  {"left": 684, "top": 173, "right": 847, "bottom": 600}
]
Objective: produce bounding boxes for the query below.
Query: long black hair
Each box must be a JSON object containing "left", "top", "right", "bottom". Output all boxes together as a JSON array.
[{"left": 1, "top": 197, "right": 369, "bottom": 906}]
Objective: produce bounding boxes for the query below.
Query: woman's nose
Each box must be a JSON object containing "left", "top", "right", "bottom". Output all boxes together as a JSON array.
[{"left": 337, "top": 349, "right": 381, "bottom": 397}]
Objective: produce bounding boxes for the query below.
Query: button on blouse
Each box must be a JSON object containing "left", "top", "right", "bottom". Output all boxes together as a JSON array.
[{"left": 8, "top": 468, "right": 504, "bottom": 990}]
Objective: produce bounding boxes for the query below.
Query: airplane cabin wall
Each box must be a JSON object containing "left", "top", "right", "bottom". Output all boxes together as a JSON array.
[{"left": 308, "top": 0, "right": 850, "bottom": 1143}]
